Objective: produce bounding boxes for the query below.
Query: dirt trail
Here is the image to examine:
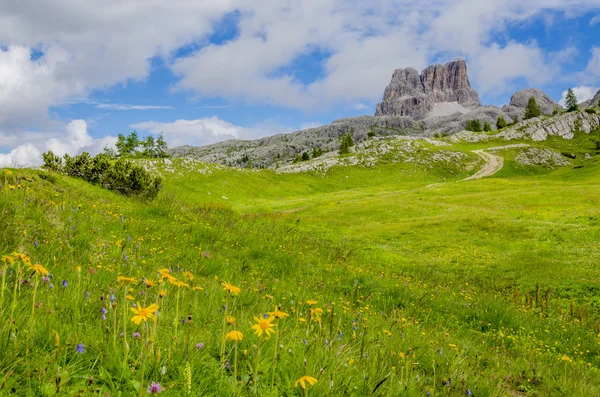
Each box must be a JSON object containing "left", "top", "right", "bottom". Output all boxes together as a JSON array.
[{"left": 462, "top": 149, "right": 504, "bottom": 181}]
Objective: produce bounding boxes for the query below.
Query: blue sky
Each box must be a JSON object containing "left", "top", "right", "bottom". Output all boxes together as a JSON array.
[{"left": 1, "top": 1, "right": 600, "bottom": 166}]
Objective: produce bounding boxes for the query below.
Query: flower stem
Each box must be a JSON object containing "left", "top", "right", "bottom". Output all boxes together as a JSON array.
[
  {"left": 123, "top": 288, "right": 129, "bottom": 365},
  {"left": 271, "top": 324, "right": 279, "bottom": 388},
  {"left": 254, "top": 337, "right": 261, "bottom": 395},
  {"left": 234, "top": 341, "right": 238, "bottom": 395},
  {"left": 220, "top": 294, "right": 229, "bottom": 364}
]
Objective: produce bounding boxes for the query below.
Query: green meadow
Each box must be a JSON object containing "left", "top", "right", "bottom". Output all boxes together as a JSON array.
[{"left": 1, "top": 129, "right": 600, "bottom": 396}]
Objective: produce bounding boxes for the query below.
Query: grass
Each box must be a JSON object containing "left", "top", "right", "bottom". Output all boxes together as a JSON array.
[{"left": 1, "top": 130, "right": 600, "bottom": 395}]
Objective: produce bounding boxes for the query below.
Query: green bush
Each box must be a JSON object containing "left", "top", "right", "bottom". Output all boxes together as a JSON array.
[
  {"left": 483, "top": 121, "right": 492, "bottom": 132},
  {"left": 524, "top": 97, "right": 541, "bottom": 119},
  {"left": 42, "top": 151, "right": 162, "bottom": 199},
  {"left": 584, "top": 108, "right": 596, "bottom": 115},
  {"left": 301, "top": 152, "right": 310, "bottom": 161},
  {"left": 311, "top": 147, "right": 323, "bottom": 158},
  {"left": 496, "top": 116, "right": 507, "bottom": 129},
  {"left": 465, "top": 119, "right": 482, "bottom": 132},
  {"left": 339, "top": 133, "right": 355, "bottom": 155}
]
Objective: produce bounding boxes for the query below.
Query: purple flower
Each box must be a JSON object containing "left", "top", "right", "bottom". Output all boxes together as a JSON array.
[
  {"left": 62, "top": 280, "right": 68, "bottom": 288},
  {"left": 41, "top": 276, "right": 50, "bottom": 283},
  {"left": 110, "top": 294, "right": 115, "bottom": 301},
  {"left": 466, "top": 390, "right": 473, "bottom": 396},
  {"left": 147, "top": 381, "right": 162, "bottom": 394},
  {"left": 262, "top": 313, "right": 269, "bottom": 319},
  {"left": 76, "top": 343, "right": 84, "bottom": 354},
  {"left": 85, "top": 291, "right": 90, "bottom": 300},
  {"left": 34, "top": 241, "right": 38, "bottom": 247},
  {"left": 132, "top": 332, "right": 141, "bottom": 339},
  {"left": 195, "top": 343, "right": 205, "bottom": 350}
]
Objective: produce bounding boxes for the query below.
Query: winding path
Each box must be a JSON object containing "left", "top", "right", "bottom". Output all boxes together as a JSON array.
[{"left": 462, "top": 149, "right": 504, "bottom": 181}]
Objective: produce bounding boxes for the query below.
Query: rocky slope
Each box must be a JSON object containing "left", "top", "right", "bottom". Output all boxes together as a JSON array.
[{"left": 169, "top": 60, "right": 600, "bottom": 168}]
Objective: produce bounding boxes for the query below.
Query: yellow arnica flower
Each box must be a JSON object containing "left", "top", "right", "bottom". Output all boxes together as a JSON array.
[
  {"left": 310, "top": 308, "right": 323, "bottom": 320},
  {"left": 226, "top": 330, "right": 244, "bottom": 341},
  {"left": 1, "top": 255, "right": 16, "bottom": 264},
  {"left": 130, "top": 302, "right": 159, "bottom": 324},
  {"left": 117, "top": 276, "right": 137, "bottom": 284},
  {"left": 165, "top": 275, "right": 178, "bottom": 285},
  {"left": 158, "top": 268, "right": 171, "bottom": 277},
  {"left": 12, "top": 252, "right": 30, "bottom": 263},
  {"left": 222, "top": 282, "right": 241, "bottom": 295},
  {"left": 561, "top": 355, "right": 572, "bottom": 362},
  {"left": 175, "top": 280, "right": 190, "bottom": 288},
  {"left": 30, "top": 264, "right": 49, "bottom": 276},
  {"left": 144, "top": 279, "right": 156, "bottom": 287},
  {"left": 251, "top": 316, "right": 275, "bottom": 338},
  {"left": 183, "top": 271, "right": 194, "bottom": 281},
  {"left": 159, "top": 290, "right": 167, "bottom": 298},
  {"left": 192, "top": 286, "right": 203, "bottom": 291},
  {"left": 126, "top": 295, "right": 134, "bottom": 301},
  {"left": 295, "top": 376, "right": 318, "bottom": 390},
  {"left": 227, "top": 316, "right": 236, "bottom": 325},
  {"left": 306, "top": 299, "right": 318, "bottom": 305},
  {"left": 268, "top": 308, "right": 289, "bottom": 319}
]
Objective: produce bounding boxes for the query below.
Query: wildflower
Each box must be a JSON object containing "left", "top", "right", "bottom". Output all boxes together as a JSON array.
[
  {"left": 1, "top": 255, "right": 16, "bottom": 264},
  {"left": 62, "top": 280, "right": 68, "bottom": 288},
  {"left": 101, "top": 307, "right": 108, "bottom": 321},
  {"left": 196, "top": 342, "right": 205, "bottom": 349},
  {"left": 29, "top": 264, "right": 49, "bottom": 276},
  {"left": 226, "top": 330, "right": 244, "bottom": 341},
  {"left": 561, "top": 355, "right": 572, "bottom": 362},
  {"left": 383, "top": 329, "right": 392, "bottom": 337},
  {"left": 146, "top": 381, "right": 162, "bottom": 394},
  {"left": 295, "top": 375, "right": 318, "bottom": 390},
  {"left": 117, "top": 276, "right": 137, "bottom": 284},
  {"left": 251, "top": 316, "right": 275, "bottom": 338},
  {"left": 306, "top": 299, "right": 318, "bottom": 305},
  {"left": 466, "top": 390, "right": 473, "bottom": 396},
  {"left": 160, "top": 366, "right": 167, "bottom": 376},
  {"left": 130, "top": 302, "right": 159, "bottom": 324},
  {"left": 157, "top": 268, "right": 171, "bottom": 278},
  {"left": 174, "top": 280, "right": 190, "bottom": 288},
  {"left": 110, "top": 294, "right": 115, "bottom": 301},
  {"left": 226, "top": 316, "right": 236, "bottom": 325},
  {"left": 144, "top": 279, "right": 156, "bottom": 287},
  {"left": 76, "top": 343, "right": 85, "bottom": 354},
  {"left": 132, "top": 332, "right": 141, "bottom": 339},
  {"left": 222, "top": 281, "right": 241, "bottom": 295},
  {"left": 183, "top": 271, "right": 194, "bottom": 281},
  {"left": 159, "top": 290, "right": 167, "bottom": 298},
  {"left": 268, "top": 308, "right": 289, "bottom": 319},
  {"left": 310, "top": 308, "right": 323, "bottom": 321},
  {"left": 126, "top": 295, "right": 134, "bottom": 301}
]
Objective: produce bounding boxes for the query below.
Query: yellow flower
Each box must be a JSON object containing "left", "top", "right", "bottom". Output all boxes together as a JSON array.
[
  {"left": 192, "top": 286, "right": 203, "bottom": 291},
  {"left": 117, "top": 276, "right": 137, "bottom": 284},
  {"left": 295, "top": 375, "right": 318, "bottom": 390},
  {"left": 144, "top": 279, "right": 156, "bottom": 287},
  {"left": 130, "top": 302, "right": 159, "bottom": 324},
  {"left": 1, "top": 255, "right": 16, "bottom": 265},
  {"left": 227, "top": 316, "right": 236, "bottom": 325},
  {"left": 183, "top": 271, "right": 194, "bottom": 281},
  {"left": 12, "top": 253, "right": 30, "bottom": 263},
  {"left": 222, "top": 281, "right": 241, "bottom": 295},
  {"left": 251, "top": 316, "right": 275, "bottom": 338},
  {"left": 158, "top": 268, "right": 171, "bottom": 279},
  {"left": 4, "top": 169, "right": 12, "bottom": 175},
  {"left": 29, "top": 264, "right": 49, "bottom": 276},
  {"left": 268, "top": 308, "right": 289, "bottom": 319},
  {"left": 126, "top": 295, "right": 134, "bottom": 301},
  {"left": 159, "top": 290, "right": 167, "bottom": 298},
  {"left": 310, "top": 308, "right": 323, "bottom": 321},
  {"left": 561, "top": 355, "right": 572, "bottom": 362},
  {"left": 306, "top": 299, "right": 318, "bottom": 305},
  {"left": 226, "top": 330, "right": 244, "bottom": 341},
  {"left": 399, "top": 352, "right": 405, "bottom": 359},
  {"left": 383, "top": 329, "right": 392, "bottom": 337},
  {"left": 165, "top": 275, "right": 178, "bottom": 285},
  {"left": 175, "top": 280, "right": 190, "bottom": 288}
]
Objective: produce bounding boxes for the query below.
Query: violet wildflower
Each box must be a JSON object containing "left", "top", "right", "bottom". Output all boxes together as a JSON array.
[
  {"left": 62, "top": 280, "right": 68, "bottom": 288},
  {"left": 76, "top": 343, "right": 84, "bottom": 354},
  {"left": 147, "top": 381, "right": 162, "bottom": 394},
  {"left": 196, "top": 343, "right": 205, "bottom": 350},
  {"left": 132, "top": 332, "right": 141, "bottom": 339}
]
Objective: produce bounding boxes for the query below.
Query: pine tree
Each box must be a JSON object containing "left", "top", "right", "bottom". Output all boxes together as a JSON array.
[
  {"left": 301, "top": 151, "right": 310, "bottom": 161},
  {"left": 524, "top": 97, "right": 541, "bottom": 119},
  {"left": 465, "top": 119, "right": 482, "bottom": 132},
  {"left": 565, "top": 88, "right": 578, "bottom": 112},
  {"left": 483, "top": 121, "right": 492, "bottom": 132},
  {"left": 496, "top": 115, "right": 507, "bottom": 129},
  {"left": 156, "top": 134, "right": 169, "bottom": 158}
]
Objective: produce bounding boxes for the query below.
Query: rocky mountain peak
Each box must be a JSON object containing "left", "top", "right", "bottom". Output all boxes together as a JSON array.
[{"left": 375, "top": 59, "right": 480, "bottom": 120}]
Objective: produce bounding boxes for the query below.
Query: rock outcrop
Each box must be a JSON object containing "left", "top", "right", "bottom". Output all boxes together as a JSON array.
[
  {"left": 502, "top": 88, "right": 561, "bottom": 121},
  {"left": 375, "top": 59, "right": 480, "bottom": 119},
  {"left": 580, "top": 89, "right": 600, "bottom": 109}
]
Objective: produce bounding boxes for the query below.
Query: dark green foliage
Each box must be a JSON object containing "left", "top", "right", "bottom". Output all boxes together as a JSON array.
[
  {"left": 465, "top": 119, "right": 482, "bottom": 132},
  {"left": 42, "top": 151, "right": 63, "bottom": 172},
  {"left": 565, "top": 88, "right": 578, "bottom": 112},
  {"left": 339, "top": 133, "right": 355, "bottom": 155},
  {"left": 585, "top": 108, "right": 596, "bottom": 115},
  {"left": 301, "top": 151, "right": 310, "bottom": 161},
  {"left": 109, "top": 131, "right": 169, "bottom": 158},
  {"left": 293, "top": 154, "right": 302, "bottom": 163},
  {"left": 496, "top": 116, "right": 507, "bottom": 129},
  {"left": 483, "top": 121, "right": 492, "bottom": 132},
  {"left": 524, "top": 97, "right": 541, "bottom": 119},
  {"left": 312, "top": 147, "right": 323, "bottom": 158},
  {"left": 42, "top": 151, "right": 162, "bottom": 199},
  {"left": 367, "top": 130, "right": 376, "bottom": 138},
  {"left": 552, "top": 107, "right": 560, "bottom": 116}
]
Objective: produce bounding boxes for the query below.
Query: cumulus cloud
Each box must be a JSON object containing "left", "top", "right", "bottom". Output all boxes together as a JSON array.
[
  {"left": 131, "top": 117, "right": 290, "bottom": 147},
  {"left": 590, "top": 15, "right": 600, "bottom": 25},
  {"left": 585, "top": 47, "right": 600, "bottom": 79},
  {"left": 559, "top": 86, "right": 599, "bottom": 106},
  {"left": 0, "top": 120, "right": 116, "bottom": 167}
]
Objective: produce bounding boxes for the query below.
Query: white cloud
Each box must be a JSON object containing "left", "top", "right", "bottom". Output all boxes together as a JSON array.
[
  {"left": 585, "top": 47, "right": 600, "bottom": 79},
  {"left": 559, "top": 86, "right": 599, "bottom": 106},
  {"left": 131, "top": 117, "right": 290, "bottom": 147},
  {"left": 0, "top": 120, "right": 116, "bottom": 167},
  {"left": 95, "top": 104, "right": 174, "bottom": 110},
  {"left": 590, "top": 15, "right": 600, "bottom": 25}
]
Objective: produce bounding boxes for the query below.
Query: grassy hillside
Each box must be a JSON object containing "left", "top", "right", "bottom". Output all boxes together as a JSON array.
[{"left": 1, "top": 132, "right": 600, "bottom": 396}]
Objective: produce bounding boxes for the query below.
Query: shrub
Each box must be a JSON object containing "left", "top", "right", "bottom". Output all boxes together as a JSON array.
[
  {"left": 367, "top": 130, "right": 376, "bottom": 138},
  {"left": 42, "top": 151, "right": 162, "bottom": 199},
  {"left": 465, "top": 119, "right": 482, "bottom": 132},
  {"left": 311, "top": 147, "right": 323, "bottom": 158},
  {"left": 496, "top": 116, "right": 507, "bottom": 129},
  {"left": 339, "top": 133, "right": 355, "bottom": 155},
  {"left": 301, "top": 152, "right": 310, "bottom": 161},
  {"left": 585, "top": 108, "right": 596, "bottom": 115},
  {"left": 483, "top": 121, "right": 492, "bottom": 132},
  {"left": 524, "top": 97, "right": 541, "bottom": 119}
]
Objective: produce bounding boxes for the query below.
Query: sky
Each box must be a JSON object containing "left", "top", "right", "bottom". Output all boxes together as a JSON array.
[{"left": 1, "top": 0, "right": 600, "bottom": 166}]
